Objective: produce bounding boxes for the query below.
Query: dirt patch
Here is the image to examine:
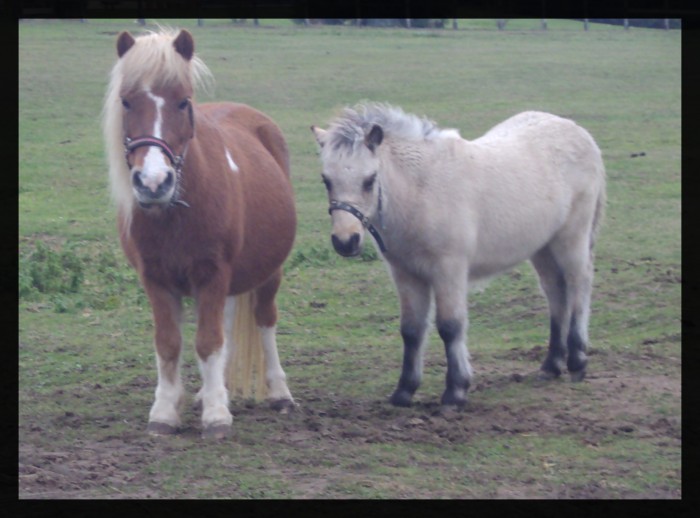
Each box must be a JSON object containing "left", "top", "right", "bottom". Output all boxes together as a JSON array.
[{"left": 19, "top": 346, "right": 681, "bottom": 499}]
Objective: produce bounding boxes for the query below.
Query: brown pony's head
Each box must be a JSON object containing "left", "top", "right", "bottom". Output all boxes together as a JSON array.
[{"left": 104, "top": 28, "right": 212, "bottom": 213}]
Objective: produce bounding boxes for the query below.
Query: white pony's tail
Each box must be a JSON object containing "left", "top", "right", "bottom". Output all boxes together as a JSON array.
[
  {"left": 590, "top": 182, "right": 606, "bottom": 253},
  {"left": 226, "top": 291, "right": 267, "bottom": 401}
]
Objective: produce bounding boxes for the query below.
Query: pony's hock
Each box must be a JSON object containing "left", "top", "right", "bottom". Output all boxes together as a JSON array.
[
  {"left": 104, "top": 29, "right": 296, "bottom": 437},
  {"left": 313, "top": 102, "right": 606, "bottom": 407}
]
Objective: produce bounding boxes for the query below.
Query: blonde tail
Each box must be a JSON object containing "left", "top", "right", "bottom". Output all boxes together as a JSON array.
[{"left": 226, "top": 291, "right": 267, "bottom": 401}]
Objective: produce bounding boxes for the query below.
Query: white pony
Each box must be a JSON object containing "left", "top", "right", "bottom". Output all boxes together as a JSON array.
[{"left": 312, "top": 103, "right": 606, "bottom": 407}]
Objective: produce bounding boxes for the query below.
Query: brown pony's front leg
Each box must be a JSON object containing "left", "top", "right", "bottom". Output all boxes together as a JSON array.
[
  {"left": 194, "top": 275, "right": 233, "bottom": 439},
  {"left": 143, "top": 281, "right": 184, "bottom": 435}
]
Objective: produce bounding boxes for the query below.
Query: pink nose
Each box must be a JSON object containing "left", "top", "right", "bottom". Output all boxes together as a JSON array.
[{"left": 132, "top": 169, "right": 174, "bottom": 198}]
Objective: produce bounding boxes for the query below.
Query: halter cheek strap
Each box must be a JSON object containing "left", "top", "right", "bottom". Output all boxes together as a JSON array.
[{"left": 328, "top": 187, "right": 387, "bottom": 254}]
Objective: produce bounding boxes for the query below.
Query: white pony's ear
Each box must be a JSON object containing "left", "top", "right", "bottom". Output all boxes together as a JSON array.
[
  {"left": 365, "top": 124, "right": 383, "bottom": 152},
  {"left": 311, "top": 126, "right": 327, "bottom": 148}
]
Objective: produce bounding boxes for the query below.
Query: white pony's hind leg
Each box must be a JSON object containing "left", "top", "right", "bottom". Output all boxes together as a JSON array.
[
  {"left": 433, "top": 260, "right": 472, "bottom": 407},
  {"left": 534, "top": 235, "right": 593, "bottom": 381},
  {"left": 564, "top": 253, "right": 594, "bottom": 381},
  {"left": 531, "top": 246, "right": 569, "bottom": 378}
]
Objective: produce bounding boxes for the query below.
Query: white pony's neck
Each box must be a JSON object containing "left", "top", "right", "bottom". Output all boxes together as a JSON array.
[{"left": 371, "top": 131, "right": 462, "bottom": 253}]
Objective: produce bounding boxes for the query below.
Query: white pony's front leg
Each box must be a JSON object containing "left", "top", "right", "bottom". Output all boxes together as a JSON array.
[
  {"left": 433, "top": 261, "right": 473, "bottom": 407},
  {"left": 261, "top": 326, "right": 296, "bottom": 411}
]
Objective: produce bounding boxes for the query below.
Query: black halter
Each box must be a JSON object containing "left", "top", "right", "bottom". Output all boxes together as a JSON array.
[
  {"left": 124, "top": 135, "right": 189, "bottom": 208},
  {"left": 328, "top": 185, "right": 387, "bottom": 254}
]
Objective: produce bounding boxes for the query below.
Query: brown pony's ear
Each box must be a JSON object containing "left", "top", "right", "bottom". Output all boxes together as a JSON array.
[
  {"left": 311, "top": 126, "right": 327, "bottom": 148},
  {"left": 116, "top": 31, "right": 136, "bottom": 58},
  {"left": 173, "top": 29, "right": 194, "bottom": 61},
  {"left": 365, "top": 124, "right": 383, "bottom": 152}
]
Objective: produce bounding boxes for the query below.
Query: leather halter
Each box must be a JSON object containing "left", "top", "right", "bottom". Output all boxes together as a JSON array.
[
  {"left": 124, "top": 136, "right": 189, "bottom": 208},
  {"left": 124, "top": 136, "right": 185, "bottom": 174},
  {"left": 328, "top": 185, "right": 387, "bottom": 254}
]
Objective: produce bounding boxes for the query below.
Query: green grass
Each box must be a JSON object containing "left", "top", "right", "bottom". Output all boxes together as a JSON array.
[{"left": 19, "top": 19, "right": 680, "bottom": 499}]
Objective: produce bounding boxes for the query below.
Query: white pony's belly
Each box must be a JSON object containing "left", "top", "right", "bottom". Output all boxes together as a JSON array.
[{"left": 467, "top": 203, "right": 566, "bottom": 280}]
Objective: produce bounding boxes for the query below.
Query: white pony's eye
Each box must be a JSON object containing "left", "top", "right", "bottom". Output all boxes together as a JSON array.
[
  {"left": 362, "top": 173, "right": 377, "bottom": 193},
  {"left": 321, "top": 175, "right": 332, "bottom": 192}
]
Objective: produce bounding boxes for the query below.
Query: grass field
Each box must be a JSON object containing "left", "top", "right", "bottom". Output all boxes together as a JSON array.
[{"left": 19, "top": 19, "right": 681, "bottom": 498}]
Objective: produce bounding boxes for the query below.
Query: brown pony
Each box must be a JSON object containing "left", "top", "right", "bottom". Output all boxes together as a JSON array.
[{"left": 102, "top": 28, "right": 296, "bottom": 438}]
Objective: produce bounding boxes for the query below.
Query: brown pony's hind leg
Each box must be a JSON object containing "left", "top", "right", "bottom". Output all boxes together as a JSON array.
[
  {"left": 254, "top": 270, "right": 295, "bottom": 411},
  {"left": 143, "top": 281, "right": 184, "bottom": 435}
]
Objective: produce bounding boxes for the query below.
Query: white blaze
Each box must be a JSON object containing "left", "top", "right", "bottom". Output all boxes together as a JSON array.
[{"left": 138, "top": 89, "right": 169, "bottom": 193}]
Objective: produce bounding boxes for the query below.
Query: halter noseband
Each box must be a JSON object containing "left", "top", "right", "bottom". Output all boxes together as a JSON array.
[
  {"left": 124, "top": 136, "right": 185, "bottom": 173},
  {"left": 124, "top": 136, "right": 189, "bottom": 208},
  {"left": 328, "top": 185, "right": 387, "bottom": 254}
]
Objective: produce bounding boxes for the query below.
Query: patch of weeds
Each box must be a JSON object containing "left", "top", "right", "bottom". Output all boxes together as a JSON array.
[
  {"left": 288, "top": 245, "right": 336, "bottom": 268},
  {"left": 19, "top": 241, "right": 84, "bottom": 301},
  {"left": 19, "top": 241, "right": 142, "bottom": 313},
  {"left": 288, "top": 242, "right": 379, "bottom": 269},
  {"left": 86, "top": 248, "right": 141, "bottom": 310}
]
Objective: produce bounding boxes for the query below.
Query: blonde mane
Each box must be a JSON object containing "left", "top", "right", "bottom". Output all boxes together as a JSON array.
[{"left": 102, "top": 28, "right": 214, "bottom": 221}]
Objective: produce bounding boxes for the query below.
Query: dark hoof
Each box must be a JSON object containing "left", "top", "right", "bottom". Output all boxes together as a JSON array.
[
  {"left": 389, "top": 390, "right": 413, "bottom": 407},
  {"left": 440, "top": 391, "right": 468, "bottom": 408},
  {"left": 537, "top": 369, "right": 560, "bottom": 381},
  {"left": 147, "top": 421, "right": 178, "bottom": 436},
  {"left": 202, "top": 423, "right": 232, "bottom": 440},
  {"left": 270, "top": 398, "right": 298, "bottom": 414},
  {"left": 570, "top": 370, "right": 586, "bottom": 382}
]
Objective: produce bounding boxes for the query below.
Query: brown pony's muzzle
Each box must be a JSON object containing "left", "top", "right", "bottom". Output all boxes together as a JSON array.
[
  {"left": 132, "top": 167, "right": 175, "bottom": 207},
  {"left": 125, "top": 136, "right": 185, "bottom": 208}
]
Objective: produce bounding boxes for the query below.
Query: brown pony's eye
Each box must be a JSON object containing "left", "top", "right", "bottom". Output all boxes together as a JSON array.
[
  {"left": 178, "top": 99, "right": 189, "bottom": 110},
  {"left": 121, "top": 98, "right": 131, "bottom": 109}
]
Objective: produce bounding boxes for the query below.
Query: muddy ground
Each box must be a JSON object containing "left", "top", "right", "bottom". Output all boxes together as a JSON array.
[{"left": 18, "top": 343, "right": 681, "bottom": 499}]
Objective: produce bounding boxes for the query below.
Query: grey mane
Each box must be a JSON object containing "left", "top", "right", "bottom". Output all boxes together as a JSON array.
[{"left": 327, "top": 103, "right": 453, "bottom": 152}]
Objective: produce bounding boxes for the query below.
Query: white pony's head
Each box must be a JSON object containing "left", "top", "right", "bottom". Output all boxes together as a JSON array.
[
  {"left": 312, "top": 102, "right": 453, "bottom": 257},
  {"left": 311, "top": 114, "right": 383, "bottom": 257}
]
